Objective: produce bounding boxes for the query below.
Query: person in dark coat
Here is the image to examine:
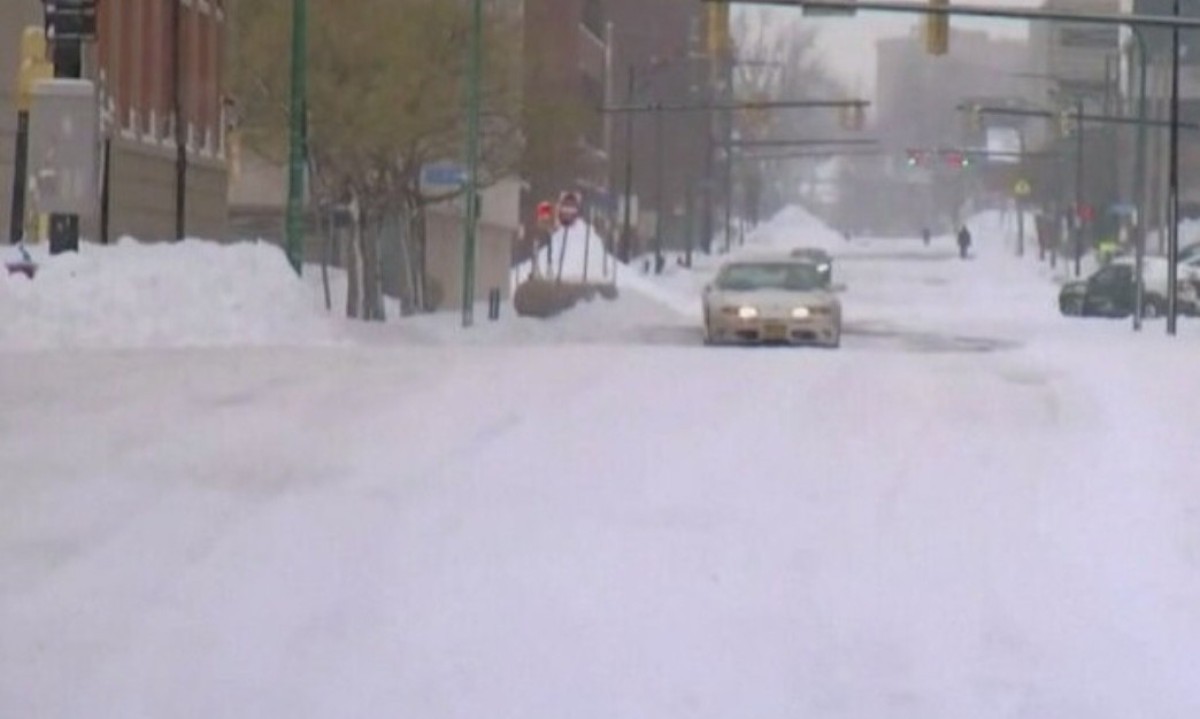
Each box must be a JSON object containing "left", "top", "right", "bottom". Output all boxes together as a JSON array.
[{"left": 957, "top": 225, "right": 972, "bottom": 259}]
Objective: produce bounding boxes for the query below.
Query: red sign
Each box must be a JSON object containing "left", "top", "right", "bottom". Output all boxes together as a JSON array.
[{"left": 557, "top": 191, "right": 581, "bottom": 227}]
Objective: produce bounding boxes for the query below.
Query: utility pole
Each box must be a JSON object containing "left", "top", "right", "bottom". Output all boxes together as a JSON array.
[
  {"left": 1167, "top": 0, "right": 1182, "bottom": 335},
  {"left": 461, "top": 0, "right": 483, "bottom": 326},
  {"left": 285, "top": 0, "right": 307, "bottom": 273}
]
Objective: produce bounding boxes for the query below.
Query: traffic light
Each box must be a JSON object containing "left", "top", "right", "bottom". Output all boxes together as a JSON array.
[
  {"left": 43, "top": 0, "right": 98, "bottom": 42},
  {"left": 926, "top": 0, "right": 949, "bottom": 56}
]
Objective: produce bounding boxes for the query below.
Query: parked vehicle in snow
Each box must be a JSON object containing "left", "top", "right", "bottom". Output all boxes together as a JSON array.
[{"left": 1058, "top": 257, "right": 1200, "bottom": 318}]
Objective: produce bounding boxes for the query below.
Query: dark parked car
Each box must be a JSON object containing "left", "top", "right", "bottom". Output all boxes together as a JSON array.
[{"left": 1059, "top": 258, "right": 1199, "bottom": 318}]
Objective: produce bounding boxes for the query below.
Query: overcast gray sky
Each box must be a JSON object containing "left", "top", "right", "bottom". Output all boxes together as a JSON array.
[{"left": 743, "top": 0, "right": 1042, "bottom": 96}]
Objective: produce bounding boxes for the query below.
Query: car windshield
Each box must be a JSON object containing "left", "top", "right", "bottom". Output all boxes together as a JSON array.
[{"left": 716, "top": 263, "right": 824, "bottom": 292}]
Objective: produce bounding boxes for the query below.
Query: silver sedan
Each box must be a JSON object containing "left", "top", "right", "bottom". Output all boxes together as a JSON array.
[{"left": 702, "top": 258, "right": 843, "bottom": 348}]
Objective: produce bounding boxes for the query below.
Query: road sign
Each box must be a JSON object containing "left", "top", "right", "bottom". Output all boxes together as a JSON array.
[
  {"left": 557, "top": 191, "right": 581, "bottom": 227},
  {"left": 1078, "top": 203, "right": 1095, "bottom": 224},
  {"left": 1013, "top": 179, "right": 1032, "bottom": 197},
  {"left": 536, "top": 201, "right": 555, "bottom": 231},
  {"left": 420, "top": 162, "right": 467, "bottom": 188}
]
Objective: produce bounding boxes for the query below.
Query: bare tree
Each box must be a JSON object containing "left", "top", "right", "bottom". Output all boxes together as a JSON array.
[
  {"left": 732, "top": 10, "right": 848, "bottom": 222},
  {"left": 232, "top": 0, "right": 523, "bottom": 319}
]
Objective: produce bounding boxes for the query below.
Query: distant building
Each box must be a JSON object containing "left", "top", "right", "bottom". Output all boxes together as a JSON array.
[
  {"left": 875, "top": 27, "right": 1034, "bottom": 151},
  {"left": 0, "top": 0, "right": 230, "bottom": 244}
]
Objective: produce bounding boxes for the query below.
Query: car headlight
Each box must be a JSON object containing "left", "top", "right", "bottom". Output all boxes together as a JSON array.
[
  {"left": 791, "top": 307, "right": 811, "bottom": 319},
  {"left": 737, "top": 306, "right": 759, "bottom": 319},
  {"left": 817, "top": 263, "right": 831, "bottom": 272}
]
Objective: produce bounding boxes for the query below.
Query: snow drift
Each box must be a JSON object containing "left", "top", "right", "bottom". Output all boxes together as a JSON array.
[{"left": 0, "top": 239, "right": 341, "bottom": 350}]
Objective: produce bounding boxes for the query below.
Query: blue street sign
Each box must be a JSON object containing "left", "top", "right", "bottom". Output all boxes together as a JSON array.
[{"left": 421, "top": 162, "right": 467, "bottom": 187}]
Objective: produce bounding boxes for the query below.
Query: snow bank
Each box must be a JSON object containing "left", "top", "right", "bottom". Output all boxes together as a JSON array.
[
  {"left": 0, "top": 239, "right": 342, "bottom": 351},
  {"left": 743, "top": 204, "right": 844, "bottom": 252},
  {"left": 516, "top": 221, "right": 697, "bottom": 319}
]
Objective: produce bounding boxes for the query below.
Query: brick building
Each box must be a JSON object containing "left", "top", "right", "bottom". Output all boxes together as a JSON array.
[
  {"left": 1, "top": 0, "right": 229, "bottom": 244},
  {"left": 519, "top": 0, "right": 702, "bottom": 253}
]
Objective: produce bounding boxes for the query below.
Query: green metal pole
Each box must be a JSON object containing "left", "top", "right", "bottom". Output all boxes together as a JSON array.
[
  {"left": 286, "top": 0, "right": 307, "bottom": 276},
  {"left": 462, "top": 0, "right": 483, "bottom": 327},
  {"left": 1133, "top": 28, "right": 1148, "bottom": 331},
  {"left": 1074, "top": 97, "right": 1084, "bottom": 278}
]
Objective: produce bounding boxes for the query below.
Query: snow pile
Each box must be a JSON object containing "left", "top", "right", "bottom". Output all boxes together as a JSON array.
[
  {"left": 0, "top": 239, "right": 342, "bottom": 350},
  {"left": 743, "top": 204, "right": 844, "bottom": 252},
  {"left": 516, "top": 221, "right": 698, "bottom": 318}
]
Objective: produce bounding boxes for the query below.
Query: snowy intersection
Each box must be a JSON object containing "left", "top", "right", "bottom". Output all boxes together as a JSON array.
[{"left": 3, "top": 212, "right": 1200, "bottom": 717}]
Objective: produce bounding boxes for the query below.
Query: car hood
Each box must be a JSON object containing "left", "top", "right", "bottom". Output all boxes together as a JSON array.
[{"left": 708, "top": 289, "right": 837, "bottom": 309}]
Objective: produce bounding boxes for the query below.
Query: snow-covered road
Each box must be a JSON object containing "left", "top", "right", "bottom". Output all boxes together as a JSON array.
[{"left": 3, "top": 211, "right": 1200, "bottom": 718}]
